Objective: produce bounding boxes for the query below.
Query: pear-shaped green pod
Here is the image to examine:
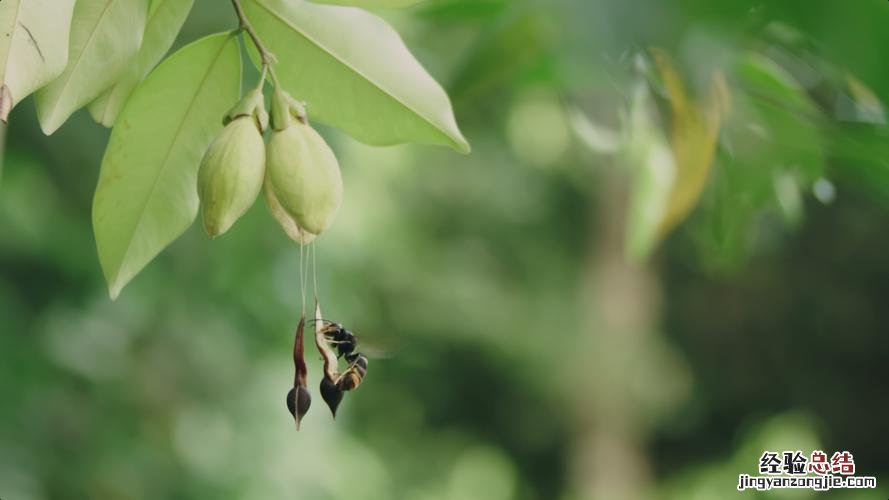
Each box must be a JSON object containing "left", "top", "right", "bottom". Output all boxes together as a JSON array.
[
  {"left": 198, "top": 116, "right": 266, "bottom": 237},
  {"left": 267, "top": 122, "right": 343, "bottom": 235}
]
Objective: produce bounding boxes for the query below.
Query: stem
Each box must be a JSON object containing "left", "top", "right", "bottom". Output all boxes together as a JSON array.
[
  {"left": 257, "top": 64, "right": 268, "bottom": 89},
  {"left": 231, "top": 0, "right": 280, "bottom": 86},
  {"left": 267, "top": 66, "right": 281, "bottom": 87}
]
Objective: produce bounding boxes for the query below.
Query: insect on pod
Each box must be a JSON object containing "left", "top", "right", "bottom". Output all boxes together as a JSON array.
[
  {"left": 315, "top": 320, "right": 368, "bottom": 391},
  {"left": 337, "top": 353, "right": 368, "bottom": 391},
  {"left": 318, "top": 349, "right": 368, "bottom": 417},
  {"left": 311, "top": 304, "right": 369, "bottom": 418}
]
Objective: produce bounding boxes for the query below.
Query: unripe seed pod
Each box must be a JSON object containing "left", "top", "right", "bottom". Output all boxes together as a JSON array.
[
  {"left": 266, "top": 121, "right": 342, "bottom": 236},
  {"left": 198, "top": 115, "right": 266, "bottom": 237}
]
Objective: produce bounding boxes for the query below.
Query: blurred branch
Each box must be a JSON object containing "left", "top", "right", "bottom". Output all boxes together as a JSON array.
[{"left": 568, "top": 161, "right": 658, "bottom": 499}]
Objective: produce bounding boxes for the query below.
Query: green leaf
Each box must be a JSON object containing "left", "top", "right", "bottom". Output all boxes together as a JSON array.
[
  {"left": 0, "top": 0, "right": 77, "bottom": 122},
  {"left": 735, "top": 53, "right": 824, "bottom": 180},
  {"left": 243, "top": 0, "right": 470, "bottom": 152},
  {"left": 93, "top": 33, "right": 241, "bottom": 299},
  {"left": 690, "top": 52, "right": 824, "bottom": 269},
  {"left": 35, "top": 0, "right": 149, "bottom": 134},
  {"left": 89, "top": 0, "right": 195, "bottom": 127},
  {"left": 650, "top": 49, "right": 728, "bottom": 239},
  {"left": 829, "top": 123, "right": 889, "bottom": 204},
  {"left": 448, "top": 10, "right": 551, "bottom": 104},
  {"left": 622, "top": 83, "right": 675, "bottom": 262},
  {"left": 308, "top": 0, "right": 426, "bottom": 8}
]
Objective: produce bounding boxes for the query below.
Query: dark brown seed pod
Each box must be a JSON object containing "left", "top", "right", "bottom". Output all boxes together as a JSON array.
[
  {"left": 286, "top": 386, "right": 311, "bottom": 422},
  {"left": 319, "top": 376, "right": 344, "bottom": 418},
  {"left": 288, "top": 315, "right": 311, "bottom": 429},
  {"left": 314, "top": 301, "right": 345, "bottom": 418},
  {"left": 286, "top": 388, "right": 295, "bottom": 416}
]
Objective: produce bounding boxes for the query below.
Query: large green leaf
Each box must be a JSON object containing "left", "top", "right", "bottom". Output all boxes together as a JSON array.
[
  {"left": 35, "top": 0, "right": 149, "bottom": 134},
  {"left": 243, "top": 0, "right": 469, "bottom": 152},
  {"left": 308, "top": 0, "right": 426, "bottom": 7},
  {"left": 93, "top": 33, "right": 241, "bottom": 299},
  {"left": 89, "top": 0, "right": 194, "bottom": 127},
  {"left": 0, "top": 0, "right": 77, "bottom": 122}
]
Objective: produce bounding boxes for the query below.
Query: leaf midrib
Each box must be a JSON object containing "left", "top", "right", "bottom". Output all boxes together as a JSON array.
[
  {"left": 113, "top": 35, "right": 234, "bottom": 281},
  {"left": 252, "top": 0, "right": 457, "bottom": 147}
]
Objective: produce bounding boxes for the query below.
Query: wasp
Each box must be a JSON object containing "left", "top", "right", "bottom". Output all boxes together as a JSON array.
[
  {"left": 311, "top": 318, "right": 369, "bottom": 417},
  {"left": 337, "top": 352, "right": 368, "bottom": 390},
  {"left": 311, "top": 320, "right": 358, "bottom": 359}
]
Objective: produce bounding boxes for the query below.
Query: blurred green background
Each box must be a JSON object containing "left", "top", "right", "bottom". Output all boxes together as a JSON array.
[{"left": 2, "top": 0, "right": 889, "bottom": 499}]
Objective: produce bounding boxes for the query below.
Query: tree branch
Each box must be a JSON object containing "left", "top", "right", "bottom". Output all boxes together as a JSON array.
[{"left": 231, "top": 0, "right": 276, "bottom": 68}]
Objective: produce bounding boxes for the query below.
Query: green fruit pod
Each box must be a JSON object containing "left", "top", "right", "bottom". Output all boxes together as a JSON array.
[
  {"left": 266, "top": 122, "right": 343, "bottom": 236},
  {"left": 197, "top": 116, "right": 266, "bottom": 237}
]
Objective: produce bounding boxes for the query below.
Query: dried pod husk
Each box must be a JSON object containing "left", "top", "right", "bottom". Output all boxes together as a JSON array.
[
  {"left": 263, "top": 175, "right": 317, "bottom": 245},
  {"left": 197, "top": 115, "right": 266, "bottom": 238},
  {"left": 288, "top": 316, "right": 312, "bottom": 429},
  {"left": 313, "top": 301, "right": 339, "bottom": 383},
  {"left": 266, "top": 90, "right": 342, "bottom": 236},
  {"left": 314, "top": 300, "right": 343, "bottom": 418}
]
